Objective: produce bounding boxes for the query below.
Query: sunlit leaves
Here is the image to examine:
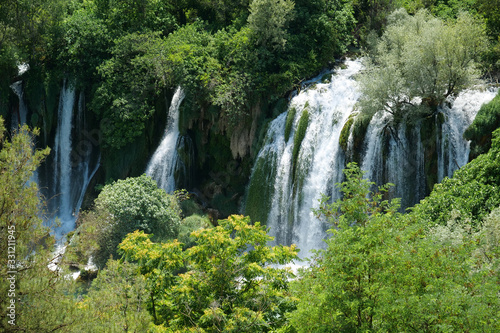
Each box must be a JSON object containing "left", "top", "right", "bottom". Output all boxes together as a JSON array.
[{"left": 119, "top": 214, "right": 299, "bottom": 332}]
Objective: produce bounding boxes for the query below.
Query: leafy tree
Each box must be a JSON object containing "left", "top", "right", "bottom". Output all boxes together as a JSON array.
[
  {"left": 119, "top": 214, "right": 299, "bottom": 332},
  {"left": 289, "top": 163, "right": 401, "bottom": 331},
  {"left": 74, "top": 260, "right": 152, "bottom": 332},
  {"left": 288, "top": 162, "right": 500, "bottom": 332},
  {"left": 476, "top": 0, "right": 500, "bottom": 36},
  {"left": 0, "top": 118, "right": 84, "bottom": 332},
  {"left": 358, "top": 8, "right": 488, "bottom": 120},
  {"left": 91, "top": 31, "right": 167, "bottom": 149},
  {"left": 71, "top": 174, "right": 181, "bottom": 268},
  {"left": 57, "top": 5, "right": 111, "bottom": 82},
  {"left": 247, "top": 0, "right": 295, "bottom": 50}
]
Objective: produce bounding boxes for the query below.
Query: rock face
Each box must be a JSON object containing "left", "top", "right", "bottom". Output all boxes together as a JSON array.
[{"left": 230, "top": 104, "right": 262, "bottom": 159}]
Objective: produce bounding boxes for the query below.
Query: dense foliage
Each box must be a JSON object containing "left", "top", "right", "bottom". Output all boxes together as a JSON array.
[
  {"left": 119, "top": 215, "right": 298, "bottom": 332},
  {"left": 0, "top": 118, "right": 84, "bottom": 332},
  {"left": 2, "top": 0, "right": 500, "bottom": 331},
  {"left": 69, "top": 174, "right": 181, "bottom": 268},
  {"left": 289, "top": 162, "right": 500, "bottom": 332}
]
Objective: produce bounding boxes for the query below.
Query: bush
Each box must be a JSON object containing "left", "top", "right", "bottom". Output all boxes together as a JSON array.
[
  {"left": 74, "top": 174, "right": 181, "bottom": 268},
  {"left": 178, "top": 214, "right": 211, "bottom": 248}
]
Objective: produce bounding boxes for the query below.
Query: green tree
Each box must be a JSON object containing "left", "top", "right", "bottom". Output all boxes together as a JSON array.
[
  {"left": 288, "top": 162, "right": 500, "bottom": 332},
  {"left": 0, "top": 118, "right": 84, "bottom": 332},
  {"left": 74, "top": 259, "right": 152, "bottom": 332},
  {"left": 289, "top": 163, "right": 401, "bottom": 331},
  {"left": 358, "top": 8, "right": 488, "bottom": 120},
  {"left": 247, "top": 0, "right": 295, "bottom": 50},
  {"left": 91, "top": 31, "right": 167, "bottom": 149},
  {"left": 119, "top": 214, "right": 299, "bottom": 332},
  {"left": 70, "top": 174, "right": 181, "bottom": 268},
  {"left": 57, "top": 5, "right": 111, "bottom": 82}
]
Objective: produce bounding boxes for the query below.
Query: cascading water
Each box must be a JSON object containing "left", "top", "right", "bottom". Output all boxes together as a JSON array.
[
  {"left": 52, "top": 81, "right": 76, "bottom": 235},
  {"left": 437, "top": 89, "right": 498, "bottom": 182},
  {"left": 47, "top": 81, "right": 100, "bottom": 239},
  {"left": 361, "top": 118, "right": 426, "bottom": 209},
  {"left": 146, "top": 87, "right": 185, "bottom": 192},
  {"left": 246, "top": 59, "right": 497, "bottom": 257},
  {"left": 10, "top": 81, "right": 28, "bottom": 129},
  {"left": 362, "top": 88, "right": 497, "bottom": 209},
  {"left": 246, "top": 59, "right": 363, "bottom": 257}
]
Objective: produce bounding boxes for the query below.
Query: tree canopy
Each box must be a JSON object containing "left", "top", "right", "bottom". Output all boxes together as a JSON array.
[
  {"left": 358, "top": 8, "right": 488, "bottom": 121},
  {"left": 119, "top": 215, "right": 299, "bottom": 332}
]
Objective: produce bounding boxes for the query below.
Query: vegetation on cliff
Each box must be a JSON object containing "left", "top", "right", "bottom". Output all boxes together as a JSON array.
[{"left": 2, "top": 0, "right": 500, "bottom": 331}]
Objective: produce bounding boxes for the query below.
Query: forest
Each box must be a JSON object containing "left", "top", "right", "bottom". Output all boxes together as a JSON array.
[{"left": 1, "top": 0, "right": 500, "bottom": 332}]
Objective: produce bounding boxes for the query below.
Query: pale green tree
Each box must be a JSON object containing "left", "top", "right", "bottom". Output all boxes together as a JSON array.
[{"left": 358, "top": 8, "right": 488, "bottom": 120}]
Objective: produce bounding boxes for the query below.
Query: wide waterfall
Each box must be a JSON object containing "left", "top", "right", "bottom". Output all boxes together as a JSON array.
[
  {"left": 245, "top": 59, "right": 497, "bottom": 257},
  {"left": 146, "top": 87, "right": 185, "bottom": 192},
  {"left": 246, "top": 59, "right": 362, "bottom": 257},
  {"left": 45, "top": 81, "right": 100, "bottom": 239}
]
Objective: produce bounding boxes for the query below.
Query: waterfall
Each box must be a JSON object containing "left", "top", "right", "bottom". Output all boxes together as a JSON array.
[
  {"left": 10, "top": 81, "right": 28, "bottom": 129},
  {"left": 361, "top": 88, "right": 496, "bottom": 209},
  {"left": 53, "top": 81, "right": 76, "bottom": 235},
  {"left": 437, "top": 88, "right": 498, "bottom": 181},
  {"left": 146, "top": 87, "right": 185, "bottom": 192},
  {"left": 362, "top": 117, "right": 426, "bottom": 209},
  {"left": 246, "top": 59, "right": 362, "bottom": 257},
  {"left": 246, "top": 59, "right": 497, "bottom": 257},
  {"left": 48, "top": 81, "right": 100, "bottom": 238}
]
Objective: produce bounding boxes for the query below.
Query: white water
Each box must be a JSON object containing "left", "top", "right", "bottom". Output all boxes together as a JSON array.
[
  {"left": 247, "top": 59, "right": 497, "bottom": 257},
  {"left": 10, "top": 81, "right": 28, "bottom": 129},
  {"left": 50, "top": 82, "right": 101, "bottom": 239},
  {"left": 437, "top": 88, "right": 498, "bottom": 181},
  {"left": 146, "top": 87, "right": 185, "bottom": 193},
  {"left": 361, "top": 88, "right": 497, "bottom": 209},
  {"left": 247, "top": 60, "right": 363, "bottom": 257},
  {"left": 53, "top": 81, "right": 76, "bottom": 236}
]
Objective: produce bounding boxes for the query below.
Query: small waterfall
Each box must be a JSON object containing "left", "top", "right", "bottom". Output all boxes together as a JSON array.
[
  {"left": 47, "top": 81, "right": 100, "bottom": 238},
  {"left": 10, "top": 81, "right": 28, "bottom": 129},
  {"left": 53, "top": 81, "right": 77, "bottom": 235},
  {"left": 437, "top": 88, "right": 498, "bottom": 181},
  {"left": 146, "top": 87, "right": 185, "bottom": 192},
  {"left": 361, "top": 112, "right": 390, "bottom": 186},
  {"left": 246, "top": 59, "right": 362, "bottom": 257}
]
